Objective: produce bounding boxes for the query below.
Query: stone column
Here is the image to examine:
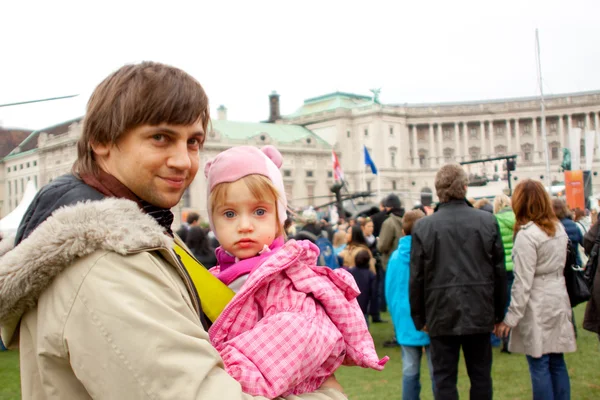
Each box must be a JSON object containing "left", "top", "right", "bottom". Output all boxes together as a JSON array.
[
  {"left": 428, "top": 124, "right": 436, "bottom": 168},
  {"left": 506, "top": 120, "right": 512, "bottom": 154},
  {"left": 558, "top": 116, "right": 564, "bottom": 149},
  {"left": 411, "top": 125, "right": 418, "bottom": 167},
  {"left": 532, "top": 117, "right": 539, "bottom": 162},
  {"left": 454, "top": 122, "right": 460, "bottom": 161},
  {"left": 463, "top": 122, "right": 469, "bottom": 160},
  {"left": 489, "top": 121, "right": 495, "bottom": 155},
  {"left": 515, "top": 118, "right": 521, "bottom": 158},
  {"left": 437, "top": 123, "right": 443, "bottom": 164},
  {"left": 586, "top": 112, "right": 591, "bottom": 133},
  {"left": 480, "top": 121, "right": 486, "bottom": 157},
  {"left": 595, "top": 112, "right": 599, "bottom": 132},
  {"left": 567, "top": 115, "right": 572, "bottom": 152}
]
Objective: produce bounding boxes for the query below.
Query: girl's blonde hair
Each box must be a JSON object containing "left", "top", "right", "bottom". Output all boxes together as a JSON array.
[
  {"left": 333, "top": 231, "right": 347, "bottom": 248},
  {"left": 493, "top": 194, "right": 512, "bottom": 214},
  {"left": 210, "top": 174, "right": 284, "bottom": 236}
]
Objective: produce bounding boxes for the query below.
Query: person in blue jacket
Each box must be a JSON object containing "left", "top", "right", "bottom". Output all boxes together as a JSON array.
[{"left": 386, "top": 209, "right": 435, "bottom": 400}]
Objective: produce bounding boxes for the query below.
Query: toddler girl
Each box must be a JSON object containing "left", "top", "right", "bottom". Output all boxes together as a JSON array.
[{"left": 204, "top": 145, "right": 388, "bottom": 398}]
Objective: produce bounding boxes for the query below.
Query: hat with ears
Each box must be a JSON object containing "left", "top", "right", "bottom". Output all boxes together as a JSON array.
[{"left": 204, "top": 145, "right": 287, "bottom": 238}]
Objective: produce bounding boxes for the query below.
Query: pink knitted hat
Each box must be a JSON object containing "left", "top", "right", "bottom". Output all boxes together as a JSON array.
[{"left": 204, "top": 145, "right": 287, "bottom": 237}]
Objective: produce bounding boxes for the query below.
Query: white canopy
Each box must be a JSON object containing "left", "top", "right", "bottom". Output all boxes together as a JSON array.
[{"left": 0, "top": 180, "right": 37, "bottom": 236}]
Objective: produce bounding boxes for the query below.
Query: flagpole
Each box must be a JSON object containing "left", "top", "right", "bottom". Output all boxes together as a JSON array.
[
  {"left": 376, "top": 172, "right": 381, "bottom": 201},
  {"left": 536, "top": 29, "right": 552, "bottom": 191}
]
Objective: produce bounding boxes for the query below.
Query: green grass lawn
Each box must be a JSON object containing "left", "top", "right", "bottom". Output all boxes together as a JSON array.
[{"left": 0, "top": 305, "right": 598, "bottom": 399}]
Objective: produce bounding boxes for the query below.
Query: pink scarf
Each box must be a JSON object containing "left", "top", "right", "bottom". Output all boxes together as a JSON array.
[{"left": 215, "top": 236, "right": 285, "bottom": 285}]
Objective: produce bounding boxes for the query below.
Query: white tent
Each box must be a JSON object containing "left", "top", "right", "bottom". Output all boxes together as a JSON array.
[{"left": 0, "top": 180, "right": 37, "bottom": 236}]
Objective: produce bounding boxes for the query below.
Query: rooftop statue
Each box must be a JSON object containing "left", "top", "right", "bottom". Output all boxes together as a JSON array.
[{"left": 561, "top": 148, "right": 571, "bottom": 171}]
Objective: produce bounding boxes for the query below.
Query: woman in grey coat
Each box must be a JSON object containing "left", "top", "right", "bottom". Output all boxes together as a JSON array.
[{"left": 495, "top": 180, "right": 576, "bottom": 400}]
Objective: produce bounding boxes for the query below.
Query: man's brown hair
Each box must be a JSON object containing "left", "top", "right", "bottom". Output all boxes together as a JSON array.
[
  {"left": 435, "top": 163, "right": 468, "bottom": 203},
  {"left": 552, "top": 198, "right": 571, "bottom": 220},
  {"left": 402, "top": 209, "right": 425, "bottom": 235},
  {"left": 73, "top": 61, "right": 210, "bottom": 176},
  {"left": 512, "top": 179, "right": 558, "bottom": 238}
]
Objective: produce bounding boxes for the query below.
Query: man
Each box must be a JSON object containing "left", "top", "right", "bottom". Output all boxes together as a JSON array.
[
  {"left": 376, "top": 194, "right": 404, "bottom": 317},
  {"left": 176, "top": 211, "right": 200, "bottom": 242},
  {"left": 371, "top": 198, "right": 389, "bottom": 238},
  {"left": 409, "top": 164, "right": 506, "bottom": 400},
  {"left": 0, "top": 62, "right": 345, "bottom": 400}
]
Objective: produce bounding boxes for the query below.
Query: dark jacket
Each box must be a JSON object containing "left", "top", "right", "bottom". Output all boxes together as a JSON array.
[
  {"left": 409, "top": 199, "right": 507, "bottom": 337},
  {"left": 560, "top": 217, "right": 583, "bottom": 266},
  {"left": 350, "top": 266, "right": 377, "bottom": 315},
  {"left": 583, "top": 219, "right": 599, "bottom": 255},
  {"left": 583, "top": 219, "right": 600, "bottom": 334},
  {"left": 371, "top": 210, "right": 388, "bottom": 238},
  {"left": 16, "top": 174, "right": 104, "bottom": 245}
]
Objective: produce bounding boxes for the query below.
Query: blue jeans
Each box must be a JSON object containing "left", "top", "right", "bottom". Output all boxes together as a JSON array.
[
  {"left": 526, "top": 353, "right": 570, "bottom": 400},
  {"left": 401, "top": 345, "right": 435, "bottom": 400}
]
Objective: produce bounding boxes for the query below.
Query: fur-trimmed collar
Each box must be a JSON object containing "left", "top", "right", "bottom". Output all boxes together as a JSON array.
[{"left": 0, "top": 198, "right": 172, "bottom": 328}]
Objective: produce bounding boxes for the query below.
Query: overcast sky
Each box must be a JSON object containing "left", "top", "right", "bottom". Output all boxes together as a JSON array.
[{"left": 1, "top": 0, "right": 599, "bottom": 130}]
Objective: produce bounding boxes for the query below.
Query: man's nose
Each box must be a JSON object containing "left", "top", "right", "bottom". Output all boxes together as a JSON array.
[{"left": 167, "top": 141, "right": 192, "bottom": 170}]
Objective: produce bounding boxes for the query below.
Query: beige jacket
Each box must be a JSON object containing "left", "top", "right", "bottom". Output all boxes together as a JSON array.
[
  {"left": 504, "top": 222, "right": 577, "bottom": 358},
  {"left": 0, "top": 198, "right": 346, "bottom": 400},
  {"left": 377, "top": 214, "right": 403, "bottom": 271}
]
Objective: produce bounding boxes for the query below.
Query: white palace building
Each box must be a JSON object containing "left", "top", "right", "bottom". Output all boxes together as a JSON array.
[
  {"left": 277, "top": 90, "right": 600, "bottom": 205},
  {"left": 1, "top": 89, "right": 599, "bottom": 223}
]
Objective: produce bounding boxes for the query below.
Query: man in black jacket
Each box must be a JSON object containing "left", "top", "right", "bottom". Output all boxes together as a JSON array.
[{"left": 409, "top": 164, "right": 506, "bottom": 400}]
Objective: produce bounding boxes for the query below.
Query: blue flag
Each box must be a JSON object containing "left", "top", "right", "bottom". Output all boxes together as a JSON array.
[{"left": 363, "top": 145, "right": 378, "bottom": 175}]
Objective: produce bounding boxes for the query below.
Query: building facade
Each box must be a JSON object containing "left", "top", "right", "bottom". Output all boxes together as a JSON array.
[
  {"left": 0, "top": 112, "right": 334, "bottom": 225},
  {"left": 279, "top": 90, "right": 600, "bottom": 205}
]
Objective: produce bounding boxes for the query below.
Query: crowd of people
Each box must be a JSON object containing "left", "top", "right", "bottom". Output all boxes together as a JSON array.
[{"left": 0, "top": 61, "right": 598, "bottom": 400}]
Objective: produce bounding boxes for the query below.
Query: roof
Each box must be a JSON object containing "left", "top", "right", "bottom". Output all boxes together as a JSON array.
[
  {"left": 288, "top": 92, "right": 373, "bottom": 117},
  {"left": 210, "top": 120, "right": 330, "bottom": 146},
  {"left": 395, "top": 89, "right": 600, "bottom": 108},
  {"left": 6, "top": 117, "right": 82, "bottom": 158},
  {"left": 0, "top": 129, "right": 32, "bottom": 159}
]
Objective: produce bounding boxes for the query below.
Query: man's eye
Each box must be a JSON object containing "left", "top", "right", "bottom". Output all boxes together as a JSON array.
[
  {"left": 224, "top": 211, "right": 235, "bottom": 218},
  {"left": 152, "top": 134, "right": 166, "bottom": 142},
  {"left": 255, "top": 209, "right": 266, "bottom": 216}
]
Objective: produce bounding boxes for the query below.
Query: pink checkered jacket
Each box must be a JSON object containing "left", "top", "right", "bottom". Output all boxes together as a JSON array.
[{"left": 208, "top": 239, "right": 389, "bottom": 398}]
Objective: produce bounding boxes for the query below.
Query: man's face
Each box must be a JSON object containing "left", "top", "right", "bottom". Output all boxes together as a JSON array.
[
  {"left": 362, "top": 220, "right": 374, "bottom": 237},
  {"left": 212, "top": 179, "right": 278, "bottom": 260},
  {"left": 93, "top": 121, "right": 204, "bottom": 208}
]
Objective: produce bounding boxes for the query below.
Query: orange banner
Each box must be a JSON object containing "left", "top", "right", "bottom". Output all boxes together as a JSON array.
[{"left": 564, "top": 170, "right": 585, "bottom": 210}]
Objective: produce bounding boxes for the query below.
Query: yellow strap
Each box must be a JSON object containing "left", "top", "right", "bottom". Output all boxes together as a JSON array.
[{"left": 173, "top": 244, "right": 235, "bottom": 323}]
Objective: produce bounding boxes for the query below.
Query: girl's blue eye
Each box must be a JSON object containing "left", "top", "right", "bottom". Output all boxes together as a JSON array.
[
  {"left": 224, "top": 211, "right": 235, "bottom": 218},
  {"left": 255, "top": 209, "right": 266, "bottom": 216}
]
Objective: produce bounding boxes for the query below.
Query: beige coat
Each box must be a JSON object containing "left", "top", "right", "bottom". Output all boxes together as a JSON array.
[
  {"left": 0, "top": 198, "right": 346, "bottom": 400},
  {"left": 504, "top": 222, "right": 577, "bottom": 358},
  {"left": 377, "top": 214, "right": 403, "bottom": 271}
]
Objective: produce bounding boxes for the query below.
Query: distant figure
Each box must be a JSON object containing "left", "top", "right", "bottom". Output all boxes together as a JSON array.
[
  {"left": 176, "top": 212, "right": 200, "bottom": 242},
  {"left": 332, "top": 230, "right": 348, "bottom": 256},
  {"left": 493, "top": 194, "right": 516, "bottom": 353},
  {"left": 474, "top": 198, "right": 493, "bottom": 213},
  {"left": 350, "top": 249, "right": 377, "bottom": 327},
  {"left": 185, "top": 226, "right": 217, "bottom": 269}
]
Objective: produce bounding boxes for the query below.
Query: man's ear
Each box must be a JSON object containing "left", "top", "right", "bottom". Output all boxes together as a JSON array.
[{"left": 90, "top": 141, "right": 110, "bottom": 157}]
